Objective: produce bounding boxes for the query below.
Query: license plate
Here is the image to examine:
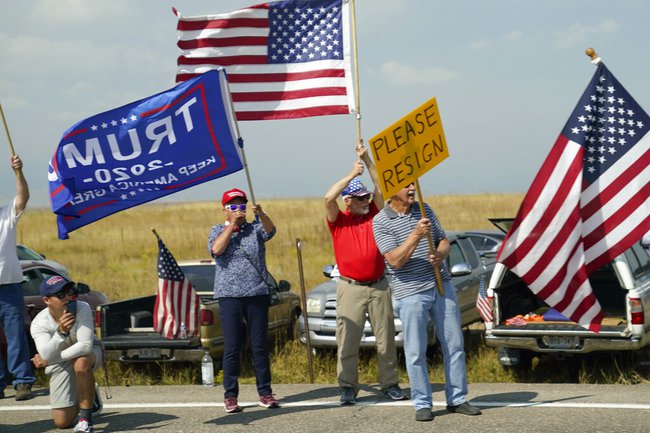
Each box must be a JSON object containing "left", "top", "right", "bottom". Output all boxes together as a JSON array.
[
  {"left": 137, "top": 348, "right": 161, "bottom": 359},
  {"left": 543, "top": 336, "right": 580, "bottom": 349}
]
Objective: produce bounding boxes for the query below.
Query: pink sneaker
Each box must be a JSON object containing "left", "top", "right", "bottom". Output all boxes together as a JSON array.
[
  {"left": 258, "top": 394, "right": 280, "bottom": 408},
  {"left": 224, "top": 396, "right": 242, "bottom": 413}
]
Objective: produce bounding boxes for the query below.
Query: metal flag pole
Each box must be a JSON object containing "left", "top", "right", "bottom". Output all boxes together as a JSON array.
[
  {"left": 414, "top": 179, "right": 445, "bottom": 296},
  {"left": 0, "top": 102, "right": 16, "bottom": 156},
  {"left": 349, "top": 0, "right": 362, "bottom": 144},
  {"left": 221, "top": 69, "right": 257, "bottom": 205}
]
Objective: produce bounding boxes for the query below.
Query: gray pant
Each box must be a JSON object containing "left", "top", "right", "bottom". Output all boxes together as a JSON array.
[{"left": 335, "top": 277, "right": 398, "bottom": 390}]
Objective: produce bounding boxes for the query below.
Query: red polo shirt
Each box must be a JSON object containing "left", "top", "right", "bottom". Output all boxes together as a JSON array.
[{"left": 327, "top": 202, "right": 385, "bottom": 282}]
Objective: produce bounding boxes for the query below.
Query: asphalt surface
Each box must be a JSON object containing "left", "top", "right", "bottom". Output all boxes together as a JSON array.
[{"left": 1, "top": 382, "right": 649, "bottom": 433}]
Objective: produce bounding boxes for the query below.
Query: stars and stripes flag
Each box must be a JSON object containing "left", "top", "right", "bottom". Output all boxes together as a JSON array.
[
  {"left": 174, "top": 0, "right": 356, "bottom": 121},
  {"left": 497, "top": 61, "right": 650, "bottom": 332},
  {"left": 153, "top": 235, "right": 200, "bottom": 339},
  {"left": 475, "top": 272, "right": 493, "bottom": 323}
]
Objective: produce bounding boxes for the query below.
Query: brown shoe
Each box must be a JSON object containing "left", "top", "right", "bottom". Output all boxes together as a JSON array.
[{"left": 15, "top": 383, "right": 33, "bottom": 401}]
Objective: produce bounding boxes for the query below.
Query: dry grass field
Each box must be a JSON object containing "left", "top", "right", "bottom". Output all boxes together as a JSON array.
[
  {"left": 20, "top": 193, "right": 650, "bottom": 386},
  {"left": 18, "top": 193, "right": 523, "bottom": 302}
]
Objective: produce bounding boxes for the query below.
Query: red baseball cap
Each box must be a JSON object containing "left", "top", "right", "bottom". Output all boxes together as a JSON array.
[{"left": 221, "top": 188, "right": 248, "bottom": 206}]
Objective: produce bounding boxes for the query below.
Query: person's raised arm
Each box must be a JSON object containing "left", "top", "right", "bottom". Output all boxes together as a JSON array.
[
  {"left": 324, "top": 157, "right": 364, "bottom": 223},
  {"left": 253, "top": 204, "right": 275, "bottom": 234},
  {"left": 11, "top": 155, "right": 29, "bottom": 213},
  {"left": 357, "top": 141, "right": 383, "bottom": 210}
]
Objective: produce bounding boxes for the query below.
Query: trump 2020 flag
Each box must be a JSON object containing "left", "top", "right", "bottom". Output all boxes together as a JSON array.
[
  {"left": 498, "top": 61, "right": 650, "bottom": 332},
  {"left": 49, "top": 69, "right": 243, "bottom": 239},
  {"left": 174, "top": 0, "right": 356, "bottom": 121},
  {"left": 154, "top": 235, "right": 200, "bottom": 339}
]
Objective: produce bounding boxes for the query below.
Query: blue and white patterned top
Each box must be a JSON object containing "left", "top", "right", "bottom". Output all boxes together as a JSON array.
[
  {"left": 207, "top": 221, "right": 276, "bottom": 298},
  {"left": 373, "top": 201, "right": 450, "bottom": 300}
]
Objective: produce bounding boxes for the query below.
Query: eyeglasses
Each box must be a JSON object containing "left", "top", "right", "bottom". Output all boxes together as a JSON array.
[
  {"left": 353, "top": 195, "right": 372, "bottom": 202},
  {"left": 225, "top": 204, "right": 247, "bottom": 212}
]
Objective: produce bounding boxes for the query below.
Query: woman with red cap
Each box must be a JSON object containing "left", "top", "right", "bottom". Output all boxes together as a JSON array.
[{"left": 208, "top": 188, "right": 278, "bottom": 413}]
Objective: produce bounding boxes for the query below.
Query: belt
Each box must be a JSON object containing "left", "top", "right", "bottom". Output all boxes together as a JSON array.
[{"left": 339, "top": 275, "right": 385, "bottom": 286}]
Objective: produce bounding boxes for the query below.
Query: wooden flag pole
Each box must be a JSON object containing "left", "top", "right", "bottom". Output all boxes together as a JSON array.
[
  {"left": 349, "top": 0, "right": 362, "bottom": 144},
  {"left": 0, "top": 102, "right": 16, "bottom": 156},
  {"left": 414, "top": 178, "right": 444, "bottom": 296},
  {"left": 296, "top": 238, "right": 314, "bottom": 383}
]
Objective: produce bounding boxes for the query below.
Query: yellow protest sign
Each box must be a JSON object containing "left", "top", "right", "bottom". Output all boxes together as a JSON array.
[{"left": 369, "top": 97, "right": 449, "bottom": 198}]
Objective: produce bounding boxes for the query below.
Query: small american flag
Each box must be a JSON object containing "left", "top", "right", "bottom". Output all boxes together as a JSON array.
[
  {"left": 153, "top": 236, "right": 200, "bottom": 339},
  {"left": 174, "top": 0, "right": 356, "bottom": 121},
  {"left": 475, "top": 273, "right": 493, "bottom": 323},
  {"left": 498, "top": 61, "right": 650, "bottom": 332}
]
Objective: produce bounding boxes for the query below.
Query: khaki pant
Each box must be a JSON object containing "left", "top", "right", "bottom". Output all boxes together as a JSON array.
[{"left": 336, "top": 277, "right": 398, "bottom": 390}]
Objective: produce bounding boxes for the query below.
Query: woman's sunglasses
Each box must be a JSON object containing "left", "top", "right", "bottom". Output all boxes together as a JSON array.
[{"left": 225, "top": 204, "right": 247, "bottom": 212}]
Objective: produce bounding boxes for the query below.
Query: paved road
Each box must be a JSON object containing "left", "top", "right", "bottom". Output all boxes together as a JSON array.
[{"left": 1, "top": 382, "right": 649, "bottom": 433}]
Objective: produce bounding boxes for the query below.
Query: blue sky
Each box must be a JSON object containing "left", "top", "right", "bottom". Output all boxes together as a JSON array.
[{"left": 1, "top": 0, "right": 649, "bottom": 208}]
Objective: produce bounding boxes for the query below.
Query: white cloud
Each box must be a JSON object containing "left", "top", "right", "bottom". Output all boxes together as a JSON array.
[
  {"left": 555, "top": 20, "right": 620, "bottom": 48},
  {"left": 380, "top": 62, "right": 459, "bottom": 85},
  {"left": 505, "top": 30, "right": 523, "bottom": 41},
  {"left": 32, "top": 0, "right": 128, "bottom": 24},
  {"left": 470, "top": 37, "right": 492, "bottom": 50}
]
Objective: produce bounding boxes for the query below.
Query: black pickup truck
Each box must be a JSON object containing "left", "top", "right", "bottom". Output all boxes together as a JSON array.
[{"left": 95, "top": 259, "right": 300, "bottom": 363}]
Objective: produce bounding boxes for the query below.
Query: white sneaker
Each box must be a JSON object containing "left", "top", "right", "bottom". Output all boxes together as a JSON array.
[
  {"left": 92, "top": 384, "right": 103, "bottom": 416},
  {"left": 73, "top": 419, "right": 94, "bottom": 433}
]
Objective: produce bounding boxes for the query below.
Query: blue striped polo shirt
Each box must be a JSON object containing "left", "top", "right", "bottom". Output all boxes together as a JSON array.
[{"left": 372, "top": 201, "right": 450, "bottom": 300}]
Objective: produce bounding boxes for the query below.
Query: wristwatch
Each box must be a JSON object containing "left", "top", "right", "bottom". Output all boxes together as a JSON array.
[{"left": 57, "top": 328, "right": 70, "bottom": 338}]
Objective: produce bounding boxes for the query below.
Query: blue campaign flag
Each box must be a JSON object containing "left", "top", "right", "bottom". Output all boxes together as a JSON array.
[{"left": 49, "top": 69, "right": 243, "bottom": 239}]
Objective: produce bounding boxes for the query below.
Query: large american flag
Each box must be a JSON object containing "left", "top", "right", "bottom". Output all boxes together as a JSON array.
[
  {"left": 498, "top": 61, "right": 650, "bottom": 332},
  {"left": 175, "top": 0, "right": 356, "bottom": 121},
  {"left": 153, "top": 236, "right": 200, "bottom": 339}
]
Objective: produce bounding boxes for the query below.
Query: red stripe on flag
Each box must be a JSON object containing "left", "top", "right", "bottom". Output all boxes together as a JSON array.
[
  {"left": 231, "top": 86, "right": 346, "bottom": 102},
  {"left": 177, "top": 17, "right": 269, "bottom": 31},
  {"left": 235, "top": 104, "right": 350, "bottom": 120},
  {"left": 178, "top": 55, "right": 268, "bottom": 66},
  {"left": 178, "top": 36, "right": 267, "bottom": 49}
]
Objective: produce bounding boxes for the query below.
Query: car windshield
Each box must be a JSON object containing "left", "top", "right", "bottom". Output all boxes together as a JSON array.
[{"left": 17, "top": 245, "right": 44, "bottom": 261}]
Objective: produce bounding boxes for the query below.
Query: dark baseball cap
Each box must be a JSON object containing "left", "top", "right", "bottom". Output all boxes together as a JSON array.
[{"left": 39, "top": 275, "right": 75, "bottom": 297}]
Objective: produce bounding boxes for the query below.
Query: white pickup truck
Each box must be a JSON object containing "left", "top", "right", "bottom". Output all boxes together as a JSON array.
[{"left": 484, "top": 221, "right": 650, "bottom": 370}]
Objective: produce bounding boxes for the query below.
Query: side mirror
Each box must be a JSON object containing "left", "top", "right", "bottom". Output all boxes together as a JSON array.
[
  {"left": 322, "top": 264, "right": 335, "bottom": 279},
  {"left": 450, "top": 263, "right": 472, "bottom": 276},
  {"left": 75, "top": 282, "right": 91, "bottom": 295},
  {"left": 277, "top": 280, "right": 291, "bottom": 292}
]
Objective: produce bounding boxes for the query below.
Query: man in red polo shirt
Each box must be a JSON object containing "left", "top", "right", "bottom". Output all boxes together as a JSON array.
[{"left": 324, "top": 141, "right": 407, "bottom": 405}]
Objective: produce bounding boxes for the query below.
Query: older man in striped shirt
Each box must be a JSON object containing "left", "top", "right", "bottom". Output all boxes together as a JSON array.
[{"left": 372, "top": 183, "right": 481, "bottom": 422}]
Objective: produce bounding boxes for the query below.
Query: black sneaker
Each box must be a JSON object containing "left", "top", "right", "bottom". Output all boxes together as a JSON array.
[
  {"left": 339, "top": 387, "right": 357, "bottom": 405},
  {"left": 382, "top": 384, "right": 408, "bottom": 400},
  {"left": 415, "top": 408, "right": 433, "bottom": 422},
  {"left": 447, "top": 401, "right": 482, "bottom": 416}
]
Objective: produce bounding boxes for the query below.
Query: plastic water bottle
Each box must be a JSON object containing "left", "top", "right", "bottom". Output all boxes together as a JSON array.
[
  {"left": 201, "top": 351, "right": 214, "bottom": 387},
  {"left": 179, "top": 322, "right": 187, "bottom": 339}
]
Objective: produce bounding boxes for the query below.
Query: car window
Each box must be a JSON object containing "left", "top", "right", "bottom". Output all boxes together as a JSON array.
[
  {"left": 624, "top": 244, "right": 650, "bottom": 283},
  {"left": 22, "top": 269, "right": 42, "bottom": 296},
  {"left": 446, "top": 241, "right": 466, "bottom": 269},
  {"left": 467, "top": 234, "right": 501, "bottom": 253}
]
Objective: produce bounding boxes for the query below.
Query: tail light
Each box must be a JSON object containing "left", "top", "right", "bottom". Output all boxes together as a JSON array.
[
  {"left": 630, "top": 297, "right": 644, "bottom": 325},
  {"left": 95, "top": 308, "right": 101, "bottom": 327},
  {"left": 200, "top": 309, "right": 214, "bottom": 326}
]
